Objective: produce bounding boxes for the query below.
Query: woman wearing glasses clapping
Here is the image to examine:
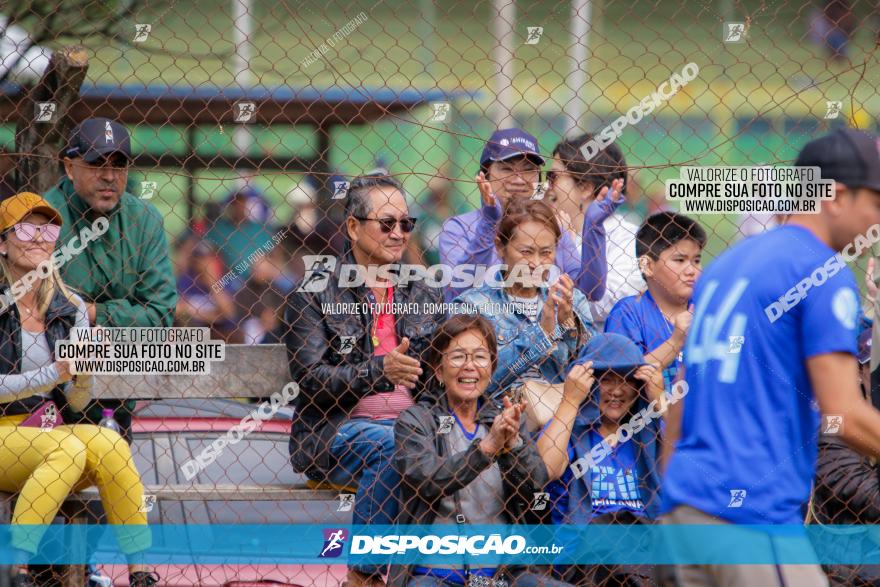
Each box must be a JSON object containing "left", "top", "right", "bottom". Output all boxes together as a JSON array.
[{"left": 389, "top": 314, "right": 572, "bottom": 587}]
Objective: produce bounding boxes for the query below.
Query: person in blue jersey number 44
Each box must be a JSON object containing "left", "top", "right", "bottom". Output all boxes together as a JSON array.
[{"left": 659, "top": 129, "right": 880, "bottom": 587}]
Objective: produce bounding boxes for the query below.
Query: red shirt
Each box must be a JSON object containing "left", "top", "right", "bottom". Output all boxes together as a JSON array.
[{"left": 350, "top": 287, "right": 414, "bottom": 420}]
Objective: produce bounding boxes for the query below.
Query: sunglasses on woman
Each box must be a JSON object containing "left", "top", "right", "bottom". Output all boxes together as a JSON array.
[
  {"left": 12, "top": 222, "right": 61, "bottom": 243},
  {"left": 354, "top": 216, "right": 417, "bottom": 234}
]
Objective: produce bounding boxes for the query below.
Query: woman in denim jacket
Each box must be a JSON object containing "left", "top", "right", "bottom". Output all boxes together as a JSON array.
[{"left": 453, "top": 199, "right": 596, "bottom": 399}]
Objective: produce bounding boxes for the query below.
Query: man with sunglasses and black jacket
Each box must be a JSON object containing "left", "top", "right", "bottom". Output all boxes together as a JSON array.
[{"left": 283, "top": 171, "right": 443, "bottom": 587}]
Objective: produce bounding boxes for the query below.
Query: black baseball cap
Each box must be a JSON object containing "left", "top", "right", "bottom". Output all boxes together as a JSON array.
[
  {"left": 63, "top": 118, "right": 132, "bottom": 163},
  {"left": 795, "top": 128, "right": 880, "bottom": 193}
]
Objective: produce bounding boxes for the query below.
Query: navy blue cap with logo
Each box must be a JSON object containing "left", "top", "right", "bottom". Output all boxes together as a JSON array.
[
  {"left": 480, "top": 128, "right": 545, "bottom": 168},
  {"left": 795, "top": 128, "right": 880, "bottom": 193},
  {"left": 63, "top": 117, "right": 132, "bottom": 163}
]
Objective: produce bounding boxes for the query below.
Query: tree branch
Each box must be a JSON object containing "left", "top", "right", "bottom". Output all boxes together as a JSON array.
[{"left": 14, "top": 45, "right": 89, "bottom": 193}]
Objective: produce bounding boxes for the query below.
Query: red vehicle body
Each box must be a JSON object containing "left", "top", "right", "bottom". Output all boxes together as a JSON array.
[{"left": 93, "top": 401, "right": 348, "bottom": 587}]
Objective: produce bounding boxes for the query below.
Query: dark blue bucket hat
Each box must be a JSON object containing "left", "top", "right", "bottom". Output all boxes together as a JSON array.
[{"left": 569, "top": 332, "right": 648, "bottom": 373}]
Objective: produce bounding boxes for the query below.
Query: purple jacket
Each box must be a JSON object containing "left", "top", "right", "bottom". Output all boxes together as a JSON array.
[{"left": 438, "top": 197, "right": 615, "bottom": 302}]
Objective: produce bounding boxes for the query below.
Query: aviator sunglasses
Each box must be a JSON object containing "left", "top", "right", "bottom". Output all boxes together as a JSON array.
[{"left": 11, "top": 222, "right": 61, "bottom": 243}]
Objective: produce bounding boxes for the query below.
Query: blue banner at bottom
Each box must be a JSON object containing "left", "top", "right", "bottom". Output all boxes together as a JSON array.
[{"left": 5, "top": 524, "right": 880, "bottom": 565}]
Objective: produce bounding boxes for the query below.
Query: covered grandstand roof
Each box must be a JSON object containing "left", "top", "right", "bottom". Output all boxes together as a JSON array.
[{"left": 0, "top": 81, "right": 475, "bottom": 125}]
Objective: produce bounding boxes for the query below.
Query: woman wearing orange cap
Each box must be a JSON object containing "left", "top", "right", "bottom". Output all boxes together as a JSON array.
[{"left": 0, "top": 192, "right": 158, "bottom": 587}]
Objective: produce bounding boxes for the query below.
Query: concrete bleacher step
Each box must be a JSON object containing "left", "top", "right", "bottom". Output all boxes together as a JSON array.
[{"left": 71, "top": 484, "right": 342, "bottom": 503}]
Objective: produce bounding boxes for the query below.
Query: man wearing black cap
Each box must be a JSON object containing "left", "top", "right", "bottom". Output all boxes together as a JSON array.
[
  {"left": 42, "top": 118, "right": 177, "bottom": 435},
  {"left": 438, "top": 128, "right": 608, "bottom": 302},
  {"left": 659, "top": 129, "right": 880, "bottom": 585}
]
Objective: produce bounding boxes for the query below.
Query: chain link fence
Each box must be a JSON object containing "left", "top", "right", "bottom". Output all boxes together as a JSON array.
[{"left": 1, "top": 0, "right": 880, "bottom": 585}]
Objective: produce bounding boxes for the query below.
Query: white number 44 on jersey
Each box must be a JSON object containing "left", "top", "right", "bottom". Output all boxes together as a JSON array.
[{"left": 686, "top": 279, "right": 749, "bottom": 384}]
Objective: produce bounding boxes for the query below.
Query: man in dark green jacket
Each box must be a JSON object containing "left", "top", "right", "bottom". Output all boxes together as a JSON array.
[{"left": 43, "top": 118, "right": 177, "bottom": 435}]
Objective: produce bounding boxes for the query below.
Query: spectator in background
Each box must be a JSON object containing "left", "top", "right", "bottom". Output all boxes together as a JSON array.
[
  {"left": 43, "top": 118, "right": 177, "bottom": 436},
  {"left": 0, "top": 148, "right": 16, "bottom": 201},
  {"left": 283, "top": 176, "right": 344, "bottom": 276},
  {"left": 389, "top": 314, "right": 569, "bottom": 587},
  {"left": 812, "top": 324, "right": 880, "bottom": 586},
  {"left": 617, "top": 171, "right": 650, "bottom": 224},
  {"left": 605, "top": 212, "right": 705, "bottom": 392},
  {"left": 454, "top": 199, "right": 596, "bottom": 399},
  {"left": 175, "top": 240, "right": 239, "bottom": 342},
  {"left": 537, "top": 334, "right": 667, "bottom": 586},
  {"left": 415, "top": 175, "right": 453, "bottom": 266},
  {"left": 235, "top": 247, "right": 295, "bottom": 344},
  {"left": 823, "top": 0, "right": 855, "bottom": 63},
  {"left": 204, "top": 185, "right": 274, "bottom": 283},
  {"left": 439, "top": 128, "right": 609, "bottom": 303},
  {"left": 283, "top": 172, "right": 443, "bottom": 587},
  {"left": 285, "top": 177, "right": 321, "bottom": 250},
  {"left": 737, "top": 212, "right": 784, "bottom": 239},
  {"left": 547, "top": 134, "right": 644, "bottom": 325},
  {"left": 738, "top": 166, "right": 788, "bottom": 239},
  {"left": 201, "top": 200, "right": 223, "bottom": 234},
  {"left": 170, "top": 230, "right": 201, "bottom": 278},
  {"left": 645, "top": 185, "right": 672, "bottom": 216},
  {"left": 808, "top": 4, "right": 833, "bottom": 48},
  {"left": 874, "top": 2, "right": 880, "bottom": 44}
]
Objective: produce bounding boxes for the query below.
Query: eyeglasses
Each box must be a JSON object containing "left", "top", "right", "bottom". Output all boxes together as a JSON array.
[
  {"left": 354, "top": 216, "right": 417, "bottom": 234},
  {"left": 444, "top": 350, "right": 492, "bottom": 368},
  {"left": 12, "top": 223, "right": 60, "bottom": 243}
]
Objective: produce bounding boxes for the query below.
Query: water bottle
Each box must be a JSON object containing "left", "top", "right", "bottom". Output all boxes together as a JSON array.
[
  {"left": 87, "top": 564, "right": 113, "bottom": 587},
  {"left": 98, "top": 408, "right": 122, "bottom": 434}
]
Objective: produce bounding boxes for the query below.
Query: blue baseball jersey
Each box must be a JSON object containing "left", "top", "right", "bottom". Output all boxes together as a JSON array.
[
  {"left": 605, "top": 290, "right": 684, "bottom": 391},
  {"left": 540, "top": 429, "right": 646, "bottom": 523},
  {"left": 662, "top": 225, "right": 860, "bottom": 524}
]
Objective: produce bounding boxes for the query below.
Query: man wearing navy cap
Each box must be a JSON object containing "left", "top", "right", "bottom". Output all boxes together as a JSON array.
[
  {"left": 438, "top": 128, "right": 608, "bottom": 301},
  {"left": 660, "top": 129, "right": 880, "bottom": 585},
  {"left": 43, "top": 118, "right": 177, "bottom": 438}
]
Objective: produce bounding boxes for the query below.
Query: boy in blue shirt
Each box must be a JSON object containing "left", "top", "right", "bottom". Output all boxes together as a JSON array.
[
  {"left": 605, "top": 212, "right": 706, "bottom": 390},
  {"left": 660, "top": 129, "right": 880, "bottom": 586}
]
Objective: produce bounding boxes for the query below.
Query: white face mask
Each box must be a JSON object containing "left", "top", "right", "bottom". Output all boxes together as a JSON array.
[{"left": 294, "top": 207, "right": 318, "bottom": 232}]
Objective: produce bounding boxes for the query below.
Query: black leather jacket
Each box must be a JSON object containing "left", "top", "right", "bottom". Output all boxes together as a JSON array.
[
  {"left": 813, "top": 432, "right": 880, "bottom": 586},
  {"left": 0, "top": 285, "right": 79, "bottom": 416},
  {"left": 282, "top": 253, "right": 443, "bottom": 479},
  {"left": 387, "top": 393, "right": 549, "bottom": 586}
]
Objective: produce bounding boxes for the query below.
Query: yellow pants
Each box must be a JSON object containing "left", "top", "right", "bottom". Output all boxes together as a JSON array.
[{"left": 0, "top": 415, "right": 150, "bottom": 555}]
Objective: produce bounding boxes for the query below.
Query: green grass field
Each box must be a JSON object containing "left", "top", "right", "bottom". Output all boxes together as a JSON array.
[{"left": 13, "top": 0, "right": 880, "bottom": 262}]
